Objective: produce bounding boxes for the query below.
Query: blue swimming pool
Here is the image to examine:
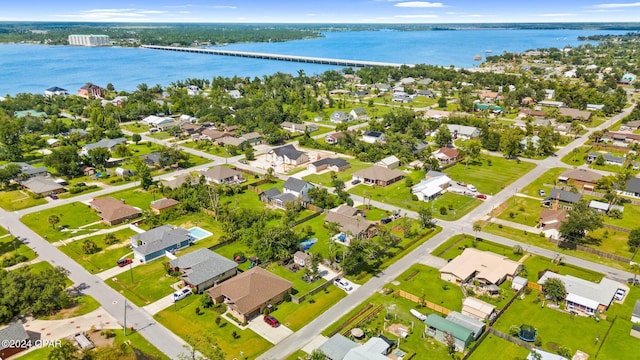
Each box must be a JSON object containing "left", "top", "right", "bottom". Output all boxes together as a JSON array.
[
  {"left": 298, "top": 238, "right": 317, "bottom": 251},
  {"left": 188, "top": 227, "right": 213, "bottom": 240}
]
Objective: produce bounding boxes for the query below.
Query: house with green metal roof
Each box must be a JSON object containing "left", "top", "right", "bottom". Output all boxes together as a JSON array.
[{"left": 424, "top": 314, "right": 474, "bottom": 352}]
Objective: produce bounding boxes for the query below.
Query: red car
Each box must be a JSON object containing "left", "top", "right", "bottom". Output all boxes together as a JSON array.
[
  {"left": 263, "top": 315, "right": 280, "bottom": 327},
  {"left": 117, "top": 258, "right": 133, "bottom": 267},
  {"left": 476, "top": 194, "right": 487, "bottom": 200}
]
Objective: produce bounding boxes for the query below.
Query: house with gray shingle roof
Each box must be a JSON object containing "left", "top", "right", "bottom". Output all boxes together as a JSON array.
[
  {"left": 283, "top": 177, "right": 314, "bottom": 198},
  {"left": 169, "top": 249, "right": 237, "bottom": 292},
  {"left": 131, "top": 225, "right": 192, "bottom": 263},
  {"left": 621, "top": 177, "right": 640, "bottom": 198},
  {"left": 266, "top": 144, "right": 309, "bottom": 165},
  {"left": 81, "top": 137, "right": 126, "bottom": 155},
  {"left": 20, "top": 177, "right": 64, "bottom": 196},
  {"left": 542, "top": 189, "right": 582, "bottom": 208},
  {"left": 0, "top": 323, "right": 31, "bottom": 359}
]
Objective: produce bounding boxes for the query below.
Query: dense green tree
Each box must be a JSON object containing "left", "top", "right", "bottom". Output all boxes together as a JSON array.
[
  {"left": 133, "top": 158, "right": 153, "bottom": 190},
  {"left": 628, "top": 227, "right": 640, "bottom": 252},
  {"left": 559, "top": 201, "right": 604, "bottom": 244},
  {"left": 86, "top": 147, "right": 110, "bottom": 170},
  {"left": 542, "top": 277, "right": 566, "bottom": 303},
  {"left": 500, "top": 127, "right": 524, "bottom": 159},
  {"left": 44, "top": 146, "right": 81, "bottom": 177},
  {"left": 434, "top": 125, "right": 452, "bottom": 148},
  {"left": 418, "top": 207, "right": 434, "bottom": 229}
]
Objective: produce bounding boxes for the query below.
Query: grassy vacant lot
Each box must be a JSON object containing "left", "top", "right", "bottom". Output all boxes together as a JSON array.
[
  {"left": 597, "top": 318, "right": 640, "bottom": 359},
  {"left": 433, "top": 234, "right": 523, "bottom": 262},
  {"left": 428, "top": 192, "right": 483, "bottom": 221},
  {"left": 18, "top": 331, "right": 168, "bottom": 360},
  {"left": 443, "top": 156, "right": 536, "bottom": 195},
  {"left": 495, "top": 196, "right": 543, "bottom": 227},
  {"left": 58, "top": 228, "right": 137, "bottom": 274},
  {"left": 467, "top": 334, "right": 529, "bottom": 360},
  {"left": 154, "top": 294, "right": 271, "bottom": 360},
  {"left": 40, "top": 294, "right": 100, "bottom": 320},
  {"left": 322, "top": 292, "right": 453, "bottom": 360},
  {"left": 561, "top": 146, "right": 590, "bottom": 166},
  {"left": 0, "top": 189, "right": 46, "bottom": 211},
  {"left": 120, "top": 122, "right": 150, "bottom": 133},
  {"left": 106, "top": 260, "right": 178, "bottom": 307},
  {"left": 495, "top": 290, "right": 611, "bottom": 356},
  {"left": 0, "top": 234, "right": 37, "bottom": 264},
  {"left": 604, "top": 202, "right": 640, "bottom": 231},
  {"left": 522, "top": 254, "right": 603, "bottom": 283},
  {"left": 303, "top": 158, "right": 370, "bottom": 186},
  {"left": 21, "top": 202, "right": 105, "bottom": 242},
  {"left": 520, "top": 167, "right": 567, "bottom": 198},
  {"left": 388, "top": 264, "right": 465, "bottom": 312},
  {"left": 270, "top": 284, "right": 347, "bottom": 331},
  {"left": 181, "top": 141, "right": 234, "bottom": 157},
  {"left": 480, "top": 222, "right": 631, "bottom": 272}
]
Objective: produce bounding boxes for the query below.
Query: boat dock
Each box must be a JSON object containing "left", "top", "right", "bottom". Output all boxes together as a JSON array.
[{"left": 141, "top": 45, "right": 413, "bottom": 68}]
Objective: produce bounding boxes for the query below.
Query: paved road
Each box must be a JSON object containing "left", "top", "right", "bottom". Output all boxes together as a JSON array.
[{"left": 258, "top": 105, "right": 636, "bottom": 359}]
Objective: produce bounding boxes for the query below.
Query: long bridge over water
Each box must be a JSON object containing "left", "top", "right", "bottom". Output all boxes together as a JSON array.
[{"left": 141, "top": 45, "right": 413, "bottom": 68}]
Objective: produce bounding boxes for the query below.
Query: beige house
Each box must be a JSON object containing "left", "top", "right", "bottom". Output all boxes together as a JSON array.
[
  {"left": 150, "top": 198, "right": 179, "bottom": 215},
  {"left": 461, "top": 297, "right": 496, "bottom": 321},
  {"left": 352, "top": 165, "right": 404, "bottom": 187},
  {"left": 325, "top": 206, "right": 377, "bottom": 241},
  {"left": 439, "top": 248, "right": 521, "bottom": 285},
  {"left": 207, "top": 267, "right": 292, "bottom": 323}
]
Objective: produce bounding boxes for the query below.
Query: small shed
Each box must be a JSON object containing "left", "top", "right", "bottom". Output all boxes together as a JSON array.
[
  {"left": 115, "top": 167, "right": 134, "bottom": 178},
  {"left": 293, "top": 251, "right": 311, "bottom": 267},
  {"left": 446, "top": 311, "right": 486, "bottom": 340},
  {"left": 74, "top": 333, "right": 94, "bottom": 350},
  {"left": 512, "top": 276, "right": 528, "bottom": 291}
]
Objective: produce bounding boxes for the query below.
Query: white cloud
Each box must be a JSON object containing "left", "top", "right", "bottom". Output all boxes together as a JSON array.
[
  {"left": 445, "top": 11, "right": 458, "bottom": 14},
  {"left": 306, "top": 13, "right": 317, "bottom": 16},
  {"left": 537, "top": 13, "right": 577, "bottom": 17},
  {"left": 593, "top": 2, "right": 640, "bottom": 8},
  {"left": 394, "top": 14, "right": 438, "bottom": 18},
  {"left": 395, "top": 2, "right": 446, "bottom": 8},
  {"left": 210, "top": 5, "right": 237, "bottom": 9}
]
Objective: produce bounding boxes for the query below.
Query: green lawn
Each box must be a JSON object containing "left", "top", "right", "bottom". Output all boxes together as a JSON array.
[
  {"left": 389, "top": 264, "right": 465, "bottom": 311},
  {"left": 596, "top": 318, "right": 640, "bottom": 359},
  {"left": 21, "top": 202, "right": 106, "bottom": 242},
  {"left": 0, "top": 189, "right": 46, "bottom": 211},
  {"left": 18, "top": 331, "right": 169, "bottom": 360},
  {"left": 496, "top": 196, "right": 544, "bottom": 227},
  {"left": 40, "top": 294, "right": 101, "bottom": 320},
  {"left": 270, "top": 284, "right": 347, "bottom": 331},
  {"left": 0, "top": 234, "right": 37, "bottom": 265},
  {"left": 120, "top": 122, "right": 150, "bottom": 133},
  {"left": 603, "top": 202, "right": 640, "bottom": 231},
  {"left": 433, "top": 235, "right": 524, "bottom": 262},
  {"left": 520, "top": 167, "right": 567, "bottom": 198},
  {"left": 303, "top": 158, "right": 371, "bottom": 187},
  {"left": 180, "top": 141, "right": 235, "bottom": 157},
  {"left": 106, "top": 260, "right": 179, "bottom": 307},
  {"left": 266, "top": 262, "right": 323, "bottom": 295},
  {"left": 349, "top": 182, "right": 481, "bottom": 220},
  {"left": 561, "top": 146, "right": 590, "bottom": 166},
  {"left": 480, "top": 222, "right": 631, "bottom": 271},
  {"left": 58, "top": 228, "right": 137, "bottom": 274},
  {"left": 467, "top": 334, "right": 530, "bottom": 360},
  {"left": 494, "top": 290, "right": 612, "bottom": 356},
  {"left": 443, "top": 155, "right": 537, "bottom": 195},
  {"left": 154, "top": 294, "right": 272, "bottom": 359},
  {"left": 522, "top": 254, "right": 603, "bottom": 283}
]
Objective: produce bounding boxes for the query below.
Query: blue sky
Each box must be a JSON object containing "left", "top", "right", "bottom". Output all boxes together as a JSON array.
[{"left": 3, "top": 1, "right": 640, "bottom": 23}]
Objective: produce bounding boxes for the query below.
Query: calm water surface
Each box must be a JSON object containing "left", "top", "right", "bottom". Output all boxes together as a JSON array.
[{"left": 0, "top": 29, "right": 625, "bottom": 96}]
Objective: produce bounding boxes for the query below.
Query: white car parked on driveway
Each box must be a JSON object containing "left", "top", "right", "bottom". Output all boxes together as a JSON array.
[
  {"left": 334, "top": 278, "right": 353, "bottom": 291},
  {"left": 172, "top": 288, "right": 193, "bottom": 302}
]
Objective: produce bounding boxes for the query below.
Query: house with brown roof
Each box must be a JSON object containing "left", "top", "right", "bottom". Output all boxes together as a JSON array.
[
  {"left": 559, "top": 108, "right": 592, "bottom": 121},
  {"left": 325, "top": 205, "right": 377, "bottom": 241},
  {"left": 352, "top": 165, "right": 404, "bottom": 187},
  {"left": 207, "top": 267, "right": 292, "bottom": 323},
  {"left": 440, "top": 248, "right": 521, "bottom": 286},
  {"left": 539, "top": 209, "right": 567, "bottom": 239},
  {"left": 199, "top": 128, "right": 231, "bottom": 142},
  {"left": 325, "top": 132, "right": 346, "bottom": 145},
  {"left": 150, "top": 198, "right": 179, "bottom": 215},
  {"left": 90, "top": 197, "right": 141, "bottom": 226},
  {"left": 78, "top": 84, "right": 104, "bottom": 98},
  {"left": 518, "top": 108, "right": 546, "bottom": 118},
  {"left": 558, "top": 168, "right": 602, "bottom": 191},
  {"left": 162, "top": 174, "right": 200, "bottom": 189},
  {"left": 201, "top": 166, "right": 245, "bottom": 185},
  {"left": 432, "top": 147, "right": 460, "bottom": 165}
]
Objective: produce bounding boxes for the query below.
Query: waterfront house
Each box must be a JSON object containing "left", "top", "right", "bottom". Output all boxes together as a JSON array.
[
  {"left": 131, "top": 225, "right": 192, "bottom": 263},
  {"left": 78, "top": 84, "right": 104, "bottom": 98},
  {"left": 207, "top": 267, "right": 292, "bottom": 323},
  {"left": 44, "top": 86, "right": 68, "bottom": 96},
  {"left": 90, "top": 197, "right": 141, "bottom": 226},
  {"left": 169, "top": 249, "right": 237, "bottom": 293}
]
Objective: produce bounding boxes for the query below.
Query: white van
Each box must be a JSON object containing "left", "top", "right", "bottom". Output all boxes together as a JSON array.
[{"left": 467, "top": 184, "right": 477, "bottom": 192}]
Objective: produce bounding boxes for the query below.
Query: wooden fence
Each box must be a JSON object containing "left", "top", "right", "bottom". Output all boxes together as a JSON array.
[
  {"left": 548, "top": 238, "right": 631, "bottom": 263},
  {"left": 528, "top": 282, "right": 543, "bottom": 291},
  {"left": 395, "top": 290, "right": 452, "bottom": 315},
  {"left": 290, "top": 210, "right": 324, "bottom": 227},
  {"left": 328, "top": 304, "right": 374, "bottom": 337}
]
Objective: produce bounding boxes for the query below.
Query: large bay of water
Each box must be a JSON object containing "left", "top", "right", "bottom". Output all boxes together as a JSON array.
[{"left": 0, "top": 29, "right": 626, "bottom": 96}]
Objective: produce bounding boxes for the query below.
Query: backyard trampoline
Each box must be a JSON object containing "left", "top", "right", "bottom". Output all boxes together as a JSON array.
[{"left": 519, "top": 324, "right": 537, "bottom": 342}]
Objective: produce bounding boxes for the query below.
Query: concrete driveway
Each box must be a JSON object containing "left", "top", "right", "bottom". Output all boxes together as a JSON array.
[{"left": 247, "top": 316, "right": 294, "bottom": 344}]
